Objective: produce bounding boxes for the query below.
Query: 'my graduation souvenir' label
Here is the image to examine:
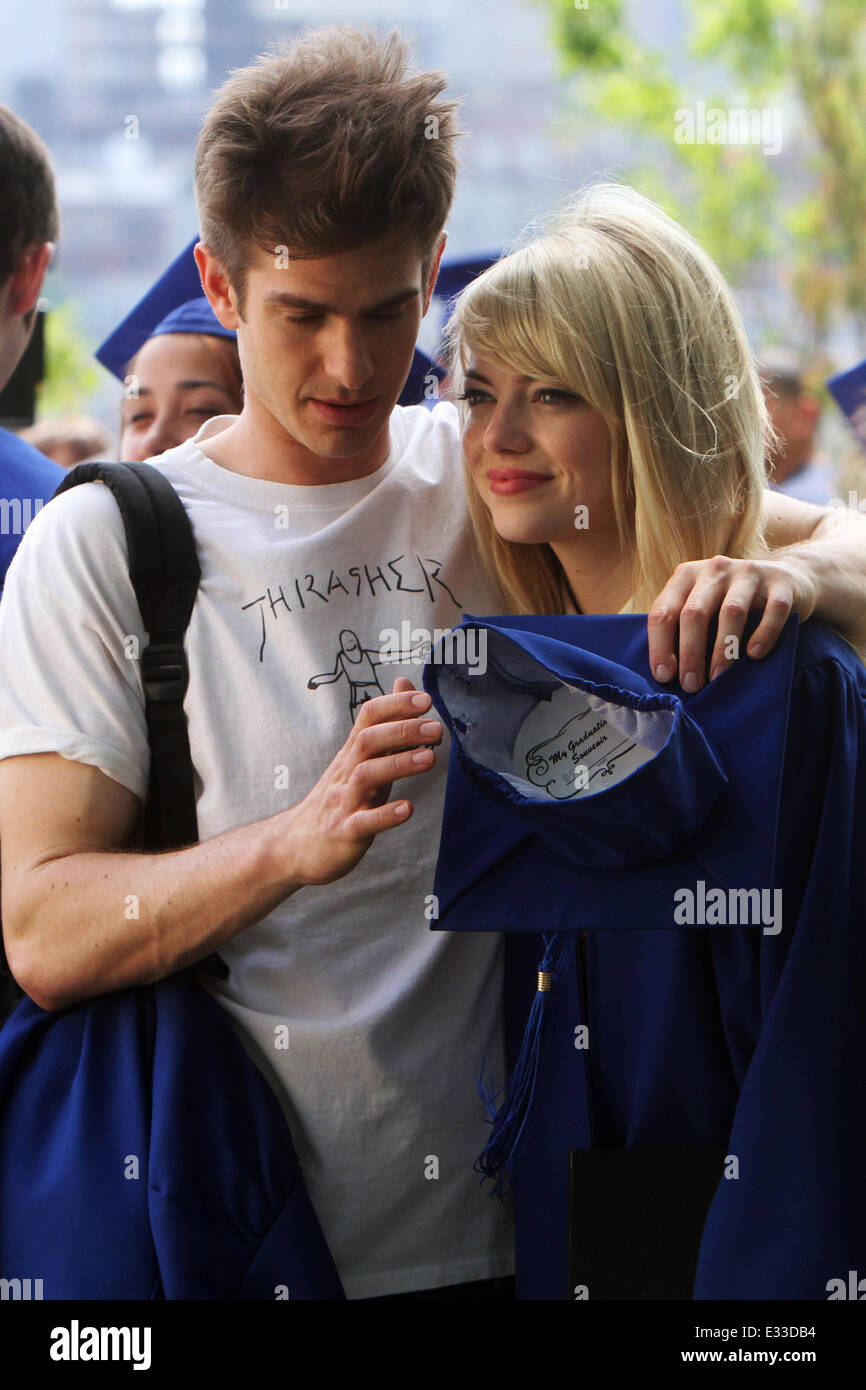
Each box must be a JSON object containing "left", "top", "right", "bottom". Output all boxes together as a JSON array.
[{"left": 512, "top": 684, "right": 657, "bottom": 801}]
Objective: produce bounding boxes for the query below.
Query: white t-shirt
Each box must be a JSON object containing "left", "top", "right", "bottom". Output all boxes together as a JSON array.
[{"left": 0, "top": 402, "right": 513, "bottom": 1298}]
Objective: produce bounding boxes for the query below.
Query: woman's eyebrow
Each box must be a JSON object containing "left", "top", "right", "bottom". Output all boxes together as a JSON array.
[
  {"left": 120, "top": 379, "right": 236, "bottom": 412},
  {"left": 464, "top": 370, "right": 535, "bottom": 385},
  {"left": 175, "top": 379, "right": 236, "bottom": 395}
]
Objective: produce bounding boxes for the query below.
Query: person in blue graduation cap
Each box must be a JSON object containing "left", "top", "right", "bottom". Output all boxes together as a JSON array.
[
  {"left": 96, "top": 254, "right": 244, "bottom": 463},
  {"left": 423, "top": 182, "right": 866, "bottom": 1300}
]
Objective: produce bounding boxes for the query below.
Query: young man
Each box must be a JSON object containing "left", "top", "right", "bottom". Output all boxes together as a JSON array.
[
  {"left": 0, "top": 104, "right": 64, "bottom": 590},
  {"left": 1, "top": 28, "right": 865, "bottom": 1300}
]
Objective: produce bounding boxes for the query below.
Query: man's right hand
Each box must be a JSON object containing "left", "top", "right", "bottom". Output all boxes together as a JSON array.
[
  {"left": 283, "top": 678, "right": 441, "bottom": 887},
  {"left": 0, "top": 678, "right": 441, "bottom": 1011}
]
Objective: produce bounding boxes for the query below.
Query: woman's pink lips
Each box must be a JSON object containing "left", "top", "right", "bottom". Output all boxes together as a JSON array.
[
  {"left": 309, "top": 397, "right": 381, "bottom": 425},
  {"left": 486, "top": 469, "right": 552, "bottom": 495}
]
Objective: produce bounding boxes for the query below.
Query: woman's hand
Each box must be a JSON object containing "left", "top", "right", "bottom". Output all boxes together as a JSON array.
[{"left": 647, "top": 555, "right": 819, "bottom": 692}]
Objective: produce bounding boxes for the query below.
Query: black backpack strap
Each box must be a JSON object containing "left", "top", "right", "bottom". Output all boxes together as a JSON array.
[
  {"left": 51, "top": 461, "right": 227, "bottom": 980},
  {"left": 55, "top": 462, "right": 200, "bottom": 851}
]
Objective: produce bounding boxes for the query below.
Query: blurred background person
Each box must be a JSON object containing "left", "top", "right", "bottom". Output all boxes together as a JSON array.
[
  {"left": 759, "top": 348, "right": 835, "bottom": 504},
  {"left": 18, "top": 414, "right": 111, "bottom": 468},
  {"left": 0, "top": 104, "right": 64, "bottom": 590},
  {"left": 106, "top": 295, "right": 242, "bottom": 462}
]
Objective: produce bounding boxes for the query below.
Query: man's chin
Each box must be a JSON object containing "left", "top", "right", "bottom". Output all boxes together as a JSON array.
[{"left": 300, "top": 414, "right": 392, "bottom": 460}]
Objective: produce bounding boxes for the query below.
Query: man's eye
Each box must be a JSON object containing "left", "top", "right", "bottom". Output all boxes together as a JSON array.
[
  {"left": 287, "top": 315, "right": 322, "bottom": 324},
  {"left": 127, "top": 414, "right": 153, "bottom": 426}
]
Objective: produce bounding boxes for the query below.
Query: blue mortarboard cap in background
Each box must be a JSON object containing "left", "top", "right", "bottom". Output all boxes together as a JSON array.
[
  {"left": 149, "top": 297, "right": 236, "bottom": 343},
  {"left": 827, "top": 357, "right": 866, "bottom": 453},
  {"left": 96, "top": 237, "right": 237, "bottom": 381},
  {"left": 399, "top": 347, "right": 445, "bottom": 408},
  {"left": 434, "top": 254, "right": 499, "bottom": 305},
  {"left": 398, "top": 255, "right": 499, "bottom": 406}
]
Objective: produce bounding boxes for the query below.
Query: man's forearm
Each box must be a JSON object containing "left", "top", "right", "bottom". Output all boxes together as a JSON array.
[
  {"left": 7, "top": 808, "right": 304, "bottom": 1012},
  {"left": 774, "top": 509, "right": 866, "bottom": 647},
  {"left": 763, "top": 492, "right": 866, "bottom": 647}
]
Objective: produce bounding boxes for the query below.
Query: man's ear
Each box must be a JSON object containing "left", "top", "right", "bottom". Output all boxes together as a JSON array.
[
  {"left": 194, "top": 242, "right": 242, "bottom": 329},
  {"left": 5, "top": 243, "right": 53, "bottom": 318},
  {"left": 422, "top": 234, "right": 447, "bottom": 315}
]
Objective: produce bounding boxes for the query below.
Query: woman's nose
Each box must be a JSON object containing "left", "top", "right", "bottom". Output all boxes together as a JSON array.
[{"left": 483, "top": 401, "right": 532, "bottom": 454}]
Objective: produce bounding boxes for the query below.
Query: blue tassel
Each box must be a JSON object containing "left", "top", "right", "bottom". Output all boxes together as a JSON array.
[{"left": 476, "top": 932, "right": 566, "bottom": 1198}]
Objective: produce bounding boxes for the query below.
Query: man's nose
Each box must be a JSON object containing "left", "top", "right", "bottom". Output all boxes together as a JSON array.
[{"left": 321, "top": 322, "right": 375, "bottom": 394}]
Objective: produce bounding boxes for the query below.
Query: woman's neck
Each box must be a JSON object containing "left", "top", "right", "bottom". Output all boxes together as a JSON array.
[{"left": 550, "top": 537, "right": 634, "bottom": 615}]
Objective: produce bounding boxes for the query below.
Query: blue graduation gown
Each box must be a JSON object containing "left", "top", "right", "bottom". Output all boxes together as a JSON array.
[
  {"left": 423, "top": 613, "right": 866, "bottom": 1300},
  {"left": 0, "top": 429, "right": 63, "bottom": 590},
  {"left": 0, "top": 972, "right": 345, "bottom": 1299}
]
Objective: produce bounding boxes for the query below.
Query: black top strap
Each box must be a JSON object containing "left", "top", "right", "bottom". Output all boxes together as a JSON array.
[{"left": 55, "top": 462, "right": 200, "bottom": 853}]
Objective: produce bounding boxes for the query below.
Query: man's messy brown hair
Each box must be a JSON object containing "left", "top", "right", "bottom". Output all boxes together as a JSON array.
[
  {"left": 194, "top": 26, "right": 461, "bottom": 313},
  {"left": 0, "top": 104, "right": 59, "bottom": 290}
]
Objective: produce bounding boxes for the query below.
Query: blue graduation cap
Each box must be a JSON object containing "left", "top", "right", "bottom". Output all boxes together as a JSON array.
[
  {"left": 95, "top": 238, "right": 238, "bottom": 381},
  {"left": 433, "top": 254, "right": 499, "bottom": 305},
  {"left": 398, "top": 255, "right": 499, "bottom": 405},
  {"left": 423, "top": 612, "right": 798, "bottom": 932},
  {"left": 827, "top": 356, "right": 866, "bottom": 452},
  {"left": 399, "top": 347, "right": 445, "bottom": 407}
]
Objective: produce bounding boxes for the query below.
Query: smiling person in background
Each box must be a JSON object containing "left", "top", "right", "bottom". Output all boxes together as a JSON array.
[{"left": 113, "top": 296, "right": 243, "bottom": 462}]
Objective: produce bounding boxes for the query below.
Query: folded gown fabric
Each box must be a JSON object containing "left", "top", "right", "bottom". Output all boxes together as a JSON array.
[{"left": 0, "top": 971, "right": 345, "bottom": 1299}]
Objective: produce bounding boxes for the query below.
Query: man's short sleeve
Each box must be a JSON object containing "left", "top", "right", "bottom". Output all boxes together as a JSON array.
[{"left": 0, "top": 481, "right": 150, "bottom": 800}]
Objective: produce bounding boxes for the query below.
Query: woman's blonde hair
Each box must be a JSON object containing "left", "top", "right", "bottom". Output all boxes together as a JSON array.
[{"left": 445, "top": 183, "right": 773, "bottom": 614}]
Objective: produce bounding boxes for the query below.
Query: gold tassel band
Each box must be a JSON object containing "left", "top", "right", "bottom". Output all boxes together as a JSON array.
[{"left": 537, "top": 971, "right": 552, "bottom": 992}]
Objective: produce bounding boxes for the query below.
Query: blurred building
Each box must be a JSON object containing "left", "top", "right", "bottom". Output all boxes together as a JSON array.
[{"left": 0, "top": 0, "right": 675, "bottom": 417}]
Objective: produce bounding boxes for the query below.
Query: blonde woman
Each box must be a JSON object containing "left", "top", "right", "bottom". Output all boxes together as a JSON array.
[
  {"left": 426, "top": 185, "right": 866, "bottom": 1300},
  {"left": 447, "top": 183, "right": 852, "bottom": 654}
]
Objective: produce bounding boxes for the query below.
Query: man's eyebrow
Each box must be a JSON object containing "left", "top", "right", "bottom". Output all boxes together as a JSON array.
[{"left": 263, "top": 287, "right": 420, "bottom": 313}]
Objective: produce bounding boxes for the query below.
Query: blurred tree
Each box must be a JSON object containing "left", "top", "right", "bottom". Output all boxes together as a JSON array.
[
  {"left": 540, "top": 0, "right": 866, "bottom": 355},
  {"left": 37, "top": 302, "right": 101, "bottom": 417}
]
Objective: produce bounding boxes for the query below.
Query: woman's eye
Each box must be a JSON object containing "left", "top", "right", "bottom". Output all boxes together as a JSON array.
[
  {"left": 457, "top": 389, "right": 491, "bottom": 407},
  {"left": 536, "top": 389, "right": 578, "bottom": 405}
]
